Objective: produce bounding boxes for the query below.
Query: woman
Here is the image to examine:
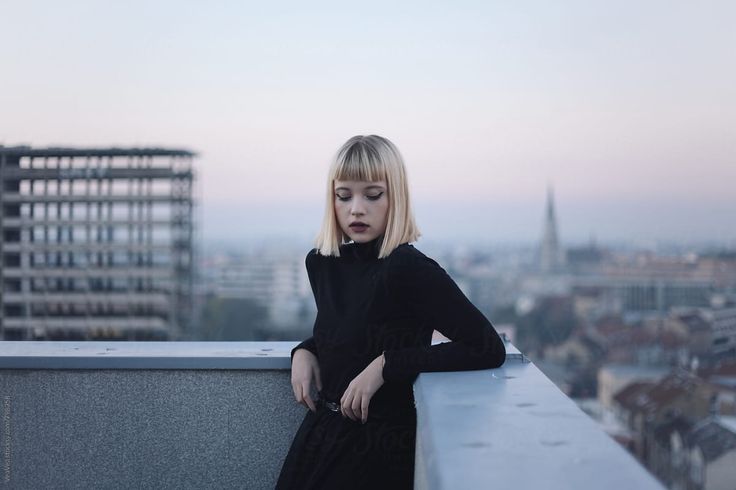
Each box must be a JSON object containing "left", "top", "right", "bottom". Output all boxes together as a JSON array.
[{"left": 276, "top": 135, "right": 506, "bottom": 489}]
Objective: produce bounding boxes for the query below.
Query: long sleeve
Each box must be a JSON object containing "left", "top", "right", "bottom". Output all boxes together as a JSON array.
[
  {"left": 291, "top": 336, "right": 318, "bottom": 363},
  {"left": 291, "top": 249, "right": 320, "bottom": 364},
  {"left": 381, "top": 255, "right": 506, "bottom": 384}
]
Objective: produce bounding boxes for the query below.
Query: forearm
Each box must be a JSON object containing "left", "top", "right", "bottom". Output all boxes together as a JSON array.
[{"left": 381, "top": 327, "right": 506, "bottom": 384}]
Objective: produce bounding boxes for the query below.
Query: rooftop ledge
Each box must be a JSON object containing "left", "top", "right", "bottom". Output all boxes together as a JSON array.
[{"left": 0, "top": 340, "right": 664, "bottom": 489}]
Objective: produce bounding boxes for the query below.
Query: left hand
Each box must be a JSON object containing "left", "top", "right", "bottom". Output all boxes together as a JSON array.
[{"left": 340, "top": 354, "right": 385, "bottom": 424}]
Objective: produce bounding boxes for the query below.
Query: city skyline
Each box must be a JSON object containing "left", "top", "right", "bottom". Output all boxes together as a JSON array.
[
  {"left": 2, "top": 1, "right": 734, "bottom": 246},
  {"left": 202, "top": 191, "right": 735, "bottom": 250}
]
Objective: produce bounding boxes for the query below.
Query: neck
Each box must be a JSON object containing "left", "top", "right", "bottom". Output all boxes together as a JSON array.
[{"left": 342, "top": 235, "right": 383, "bottom": 260}]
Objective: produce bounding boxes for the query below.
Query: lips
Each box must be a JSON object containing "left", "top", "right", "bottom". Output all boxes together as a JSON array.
[{"left": 349, "top": 222, "right": 369, "bottom": 233}]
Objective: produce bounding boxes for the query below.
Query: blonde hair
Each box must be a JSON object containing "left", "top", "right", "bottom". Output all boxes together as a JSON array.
[{"left": 313, "top": 135, "right": 421, "bottom": 258}]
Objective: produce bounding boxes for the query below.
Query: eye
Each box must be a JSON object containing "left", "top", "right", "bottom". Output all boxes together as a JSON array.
[
  {"left": 335, "top": 194, "right": 351, "bottom": 202},
  {"left": 366, "top": 192, "right": 383, "bottom": 201}
]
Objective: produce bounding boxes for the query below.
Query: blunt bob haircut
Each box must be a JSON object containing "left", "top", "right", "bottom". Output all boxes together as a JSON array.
[{"left": 313, "top": 135, "right": 421, "bottom": 259}]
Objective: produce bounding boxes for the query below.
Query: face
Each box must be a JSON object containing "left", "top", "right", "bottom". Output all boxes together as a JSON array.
[{"left": 334, "top": 179, "right": 389, "bottom": 243}]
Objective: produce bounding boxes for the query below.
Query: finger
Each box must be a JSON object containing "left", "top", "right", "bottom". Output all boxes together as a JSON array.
[
  {"left": 299, "top": 378, "right": 311, "bottom": 404},
  {"left": 352, "top": 397, "right": 364, "bottom": 423},
  {"left": 294, "top": 382, "right": 303, "bottom": 404},
  {"left": 345, "top": 395, "right": 359, "bottom": 422},
  {"left": 304, "top": 396, "right": 317, "bottom": 412},
  {"left": 295, "top": 381, "right": 311, "bottom": 410},
  {"left": 340, "top": 395, "right": 348, "bottom": 419},
  {"left": 314, "top": 366, "right": 323, "bottom": 393},
  {"left": 346, "top": 406, "right": 357, "bottom": 422},
  {"left": 341, "top": 392, "right": 355, "bottom": 421},
  {"left": 304, "top": 391, "right": 316, "bottom": 412},
  {"left": 361, "top": 397, "right": 370, "bottom": 424}
]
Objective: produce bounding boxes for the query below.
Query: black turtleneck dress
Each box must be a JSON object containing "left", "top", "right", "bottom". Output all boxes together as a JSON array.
[{"left": 275, "top": 236, "right": 506, "bottom": 489}]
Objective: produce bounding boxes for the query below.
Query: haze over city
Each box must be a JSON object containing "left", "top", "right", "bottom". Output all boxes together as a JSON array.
[{"left": 1, "top": 0, "right": 734, "bottom": 247}]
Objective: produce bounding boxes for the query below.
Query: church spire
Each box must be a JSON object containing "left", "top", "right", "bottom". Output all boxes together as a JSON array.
[{"left": 539, "top": 184, "right": 564, "bottom": 273}]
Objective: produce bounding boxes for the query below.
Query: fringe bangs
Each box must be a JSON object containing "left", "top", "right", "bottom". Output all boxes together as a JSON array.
[{"left": 332, "top": 141, "right": 388, "bottom": 183}]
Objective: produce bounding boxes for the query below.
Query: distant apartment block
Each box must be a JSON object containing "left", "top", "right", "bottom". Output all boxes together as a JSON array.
[
  {"left": 200, "top": 250, "right": 314, "bottom": 332},
  {"left": 573, "top": 255, "right": 736, "bottom": 315},
  {"left": 0, "top": 146, "right": 195, "bottom": 340}
]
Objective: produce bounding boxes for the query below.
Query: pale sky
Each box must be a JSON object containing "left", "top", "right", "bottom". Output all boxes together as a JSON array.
[{"left": 1, "top": 1, "right": 734, "bottom": 247}]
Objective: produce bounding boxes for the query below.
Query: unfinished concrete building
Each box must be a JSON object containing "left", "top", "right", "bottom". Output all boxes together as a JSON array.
[{"left": 0, "top": 146, "right": 195, "bottom": 340}]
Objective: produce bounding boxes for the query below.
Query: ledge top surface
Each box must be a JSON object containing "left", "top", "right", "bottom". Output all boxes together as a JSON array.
[
  {"left": 413, "top": 359, "right": 665, "bottom": 490},
  {"left": 0, "top": 340, "right": 522, "bottom": 369}
]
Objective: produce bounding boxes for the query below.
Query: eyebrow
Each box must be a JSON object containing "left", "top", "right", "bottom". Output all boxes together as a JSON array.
[{"left": 334, "top": 185, "right": 385, "bottom": 191}]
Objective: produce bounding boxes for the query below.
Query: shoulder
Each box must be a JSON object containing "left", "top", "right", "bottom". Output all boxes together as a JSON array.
[
  {"left": 305, "top": 247, "right": 337, "bottom": 271},
  {"left": 305, "top": 247, "right": 321, "bottom": 264},
  {"left": 382, "top": 243, "right": 455, "bottom": 300},
  {"left": 384, "top": 243, "right": 444, "bottom": 277},
  {"left": 386, "top": 242, "right": 438, "bottom": 264}
]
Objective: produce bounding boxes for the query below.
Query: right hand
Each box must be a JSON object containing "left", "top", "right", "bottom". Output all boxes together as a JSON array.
[{"left": 291, "top": 348, "right": 323, "bottom": 412}]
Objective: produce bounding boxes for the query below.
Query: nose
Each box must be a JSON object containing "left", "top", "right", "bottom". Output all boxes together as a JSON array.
[{"left": 350, "top": 196, "right": 366, "bottom": 215}]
